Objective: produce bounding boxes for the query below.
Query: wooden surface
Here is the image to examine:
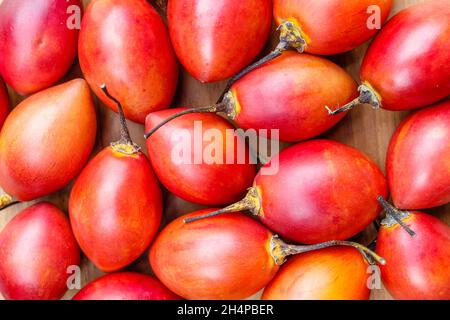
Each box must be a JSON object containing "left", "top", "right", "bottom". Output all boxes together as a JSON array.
[{"left": 1, "top": 0, "right": 448, "bottom": 300}]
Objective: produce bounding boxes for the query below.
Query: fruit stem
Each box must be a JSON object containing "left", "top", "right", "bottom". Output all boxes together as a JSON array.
[
  {"left": 270, "top": 235, "right": 386, "bottom": 266},
  {"left": 366, "top": 220, "right": 381, "bottom": 251},
  {"left": 216, "top": 20, "right": 307, "bottom": 103},
  {"left": 184, "top": 187, "right": 261, "bottom": 223},
  {"left": 144, "top": 102, "right": 227, "bottom": 139},
  {"left": 216, "top": 50, "right": 283, "bottom": 103},
  {"left": 0, "top": 193, "right": 19, "bottom": 211},
  {"left": 101, "top": 85, "right": 133, "bottom": 145},
  {"left": 101, "top": 85, "right": 141, "bottom": 154},
  {"left": 377, "top": 196, "right": 416, "bottom": 237},
  {"left": 326, "top": 84, "right": 381, "bottom": 115}
]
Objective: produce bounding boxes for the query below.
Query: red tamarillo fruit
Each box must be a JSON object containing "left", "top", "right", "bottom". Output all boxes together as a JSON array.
[
  {"left": 219, "top": 0, "right": 392, "bottom": 95},
  {"left": 145, "top": 108, "right": 256, "bottom": 206},
  {"left": 262, "top": 247, "right": 372, "bottom": 300},
  {"left": 0, "top": 79, "right": 97, "bottom": 209},
  {"left": 72, "top": 273, "right": 180, "bottom": 300},
  {"left": 69, "top": 86, "right": 163, "bottom": 272},
  {"left": 79, "top": 0, "right": 179, "bottom": 123},
  {"left": 386, "top": 100, "right": 450, "bottom": 210},
  {"left": 145, "top": 52, "right": 358, "bottom": 142},
  {"left": 273, "top": 0, "right": 393, "bottom": 55},
  {"left": 0, "top": 0, "right": 81, "bottom": 95},
  {"left": 0, "top": 78, "right": 9, "bottom": 128},
  {"left": 0, "top": 202, "right": 80, "bottom": 300},
  {"left": 376, "top": 197, "right": 450, "bottom": 300},
  {"left": 150, "top": 210, "right": 384, "bottom": 300},
  {"left": 328, "top": 0, "right": 450, "bottom": 115},
  {"left": 186, "top": 140, "right": 388, "bottom": 244},
  {"left": 167, "top": 0, "right": 272, "bottom": 83}
]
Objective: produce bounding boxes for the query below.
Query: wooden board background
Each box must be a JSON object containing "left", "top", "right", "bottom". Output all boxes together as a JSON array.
[{"left": 1, "top": 0, "right": 448, "bottom": 300}]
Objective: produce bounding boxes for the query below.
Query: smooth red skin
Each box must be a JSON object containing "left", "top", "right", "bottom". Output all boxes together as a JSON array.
[
  {"left": 69, "top": 147, "right": 163, "bottom": 272},
  {"left": 361, "top": 0, "right": 450, "bottom": 111},
  {"left": 150, "top": 210, "right": 278, "bottom": 300},
  {"left": 0, "top": 0, "right": 80, "bottom": 95},
  {"left": 262, "top": 247, "right": 370, "bottom": 300},
  {"left": 232, "top": 52, "right": 357, "bottom": 142},
  {"left": 145, "top": 109, "right": 256, "bottom": 206},
  {"left": 274, "top": 0, "right": 392, "bottom": 55},
  {"left": 79, "top": 0, "right": 179, "bottom": 123},
  {"left": 72, "top": 273, "right": 180, "bottom": 300},
  {"left": 0, "top": 78, "right": 9, "bottom": 128},
  {"left": 0, "top": 79, "right": 97, "bottom": 201},
  {"left": 256, "top": 139, "right": 388, "bottom": 244},
  {"left": 377, "top": 212, "right": 450, "bottom": 300},
  {"left": 387, "top": 100, "right": 450, "bottom": 210},
  {"left": 0, "top": 202, "right": 80, "bottom": 300},
  {"left": 168, "top": 0, "right": 272, "bottom": 83}
]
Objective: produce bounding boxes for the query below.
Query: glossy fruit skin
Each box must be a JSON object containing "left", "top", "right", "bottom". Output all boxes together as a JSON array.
[
  {"left": 231, "top": 52, "right": 357, "bottom": 142},
  {"left": 69, "top": 147, "right": 163, "bottom": 272},
  {"left": 150, "top": 210, "right": 278, "bottom": 300},
  {"left": 387, "top": 100, "right": 450, "bottom": 210},
  {"left": 168, "top": 0, "right": 272, "bottom": 83},
  {"left": 0, "top": 202, "right": 80, "bottom": 300},
  {"left": 0, "top": 78, "right": 9, "bottom": 128},
  {"left": 377, "top": 212, "right": 450, "bottom": 300},
  {"left": 262, "top": 247, "right": 370, "bottom": 300},
  {"left": 274, "top": 0, "right": 392, "bottom": 55},
  {"left": 72, "top": 273, "right": 180, "bottom": 300},
  {"left": 0, "top": 0, "right": 80, "bottom": 95},
  {"left": 361, "top": 0, "right": 450, "bottom": 111},
  {"left": 145, "top": 109, "right": 256, "bottom": 206},
  {"left": 0, "top": 79, "right": 97, "bottom": 201},
  {"left": 256, "top": 139, "right": 387, "bottom": 244},
  {"left": 79, "top": 0, "right": 178, "bottom": 123}
]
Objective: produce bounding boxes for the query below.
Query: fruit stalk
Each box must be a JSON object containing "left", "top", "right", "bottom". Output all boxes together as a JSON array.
[
  {"left": 326, "top": 84, "right": 381, "bottom": 115},
  {"left": 217, "top": 20, "right": 307, "bottom": 102},
  {"left": 184, "top": 187, "right": 260, "bottom": 223},
  {"left": 270, "top": 235, "right": 386, "bottom": 266},
  {"left": 101, "top": 85, "right": 140, "bottom": 155},
  {"left": 144, "top": 99, "right": 231, "bottom": 139}
]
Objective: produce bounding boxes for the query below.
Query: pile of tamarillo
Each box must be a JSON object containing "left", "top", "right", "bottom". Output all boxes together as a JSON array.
[{"left": 0, "top": 0, "right": 449, "bottom": 300}]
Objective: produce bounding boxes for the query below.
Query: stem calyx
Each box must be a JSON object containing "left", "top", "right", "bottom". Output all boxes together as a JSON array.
[
  {"left": 222, "top": 91, "right": 238, "bottom": 119},
  {"left": 0, "top": 194, "right": 13, "bottom": 209},
  {"left": 377, "top": 196, "right": 416, "bottom": 237},
  {"left": 277, "top": 20, "right": 308, "bottom": 53},
  {"left": 0, "top": 193, "right": 19, "bottom": 211}
]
